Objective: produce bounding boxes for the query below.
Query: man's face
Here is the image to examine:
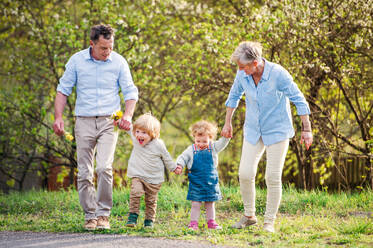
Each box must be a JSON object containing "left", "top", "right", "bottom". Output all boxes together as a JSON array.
[
  {"left": 194, "top": 134, "right": 210, "bottom": 150},
  {"left": 135, "top": 128, "right": 152, "bottom": 146},
  {"left": 90, "top": 35, "right": 114, "bottom": 61},
  {"left": 237, "top": 60, "right": 255, "bottom": 75}
]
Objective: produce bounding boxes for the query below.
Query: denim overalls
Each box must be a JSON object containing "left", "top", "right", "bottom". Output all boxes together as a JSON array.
[{"left": 187, "top": 144, "right": 222, "bottom": 202}]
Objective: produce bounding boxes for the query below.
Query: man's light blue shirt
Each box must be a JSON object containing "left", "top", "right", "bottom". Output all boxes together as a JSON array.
[
  {"left": 57, "top": 47, "right": 138, "bottom": 116},
  {"left": 225, "top": 59, "right": 311, "bottom": 146}
]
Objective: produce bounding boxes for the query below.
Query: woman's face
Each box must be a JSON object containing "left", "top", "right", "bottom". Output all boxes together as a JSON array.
[{"left": 237, "top": 60, "right": 255, "bottom": 75}]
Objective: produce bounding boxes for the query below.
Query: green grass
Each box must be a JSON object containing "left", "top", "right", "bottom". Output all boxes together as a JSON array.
[{"left": 1, "top": 184, "right": 372, "bottom": 247}]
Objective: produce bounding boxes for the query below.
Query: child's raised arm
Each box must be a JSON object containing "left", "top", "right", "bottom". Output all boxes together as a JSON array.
[{"left": 213, "top": 136, "right": 231, "bottom": 153}]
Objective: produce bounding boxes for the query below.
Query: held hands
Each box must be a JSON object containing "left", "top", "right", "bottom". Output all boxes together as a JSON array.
[
  {"left": 221, "top": 122, "right": 233, "bottom": 138},
  {"left": 174, "top": 165, "right": 183, "bottom": 175},
  {"left": 115, "top": 115, "right": 132, "bottom": 131},
  {"left": 300, "top": 131, "right": 313, "bottom": 150}
]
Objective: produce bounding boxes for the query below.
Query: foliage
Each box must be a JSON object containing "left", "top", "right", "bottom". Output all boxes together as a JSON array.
[{"left": 0, "top": 0, "right": 372, "bottom": 191}]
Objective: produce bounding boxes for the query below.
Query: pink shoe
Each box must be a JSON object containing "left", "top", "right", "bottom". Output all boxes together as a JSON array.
[
  {"left": 207, "top": 219, "right": 222, "bottom": 230},
  {"left": 188, "top": 221, "right": 198, "bottom": 230}
]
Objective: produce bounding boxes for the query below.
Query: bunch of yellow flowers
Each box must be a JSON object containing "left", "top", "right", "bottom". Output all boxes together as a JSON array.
[
  {"left": 64, "top": 132, "right": 74, "bottom": 141},
  {"left": 110, "top": 110, "right": 123, "bottom": 121},
  {"left": 110, "top": 110, "right": 124, "bottom": 131}
]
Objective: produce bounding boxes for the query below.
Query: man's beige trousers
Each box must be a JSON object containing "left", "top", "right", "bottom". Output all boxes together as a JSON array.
[{"left": 75, "top": 116, "right": 118, "bottom": 220}]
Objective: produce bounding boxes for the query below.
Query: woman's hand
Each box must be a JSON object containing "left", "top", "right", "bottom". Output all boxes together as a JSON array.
[
  {"left": 300, "top": 131, "right": 313, "bottom": 150},
  {"left": 221, "top": 122, "right": 233, "bottom": 138}
]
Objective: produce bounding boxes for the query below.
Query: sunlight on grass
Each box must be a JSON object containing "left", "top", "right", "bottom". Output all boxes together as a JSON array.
[{"left": 1, "top": 185, "right": 372, "bottom": 247}]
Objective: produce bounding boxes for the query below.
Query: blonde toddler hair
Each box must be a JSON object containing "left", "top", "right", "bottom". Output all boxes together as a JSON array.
[
  {"left": 132, "top": 113, "right": 161, "bottom": 139},
  {"left": 190, "top": 120, "right": 218, "bottom": 140}
]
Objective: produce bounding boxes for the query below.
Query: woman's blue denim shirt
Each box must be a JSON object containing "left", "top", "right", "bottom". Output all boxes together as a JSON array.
[{"left": 225, "top": 59, "right": 311, "bottom": 146}]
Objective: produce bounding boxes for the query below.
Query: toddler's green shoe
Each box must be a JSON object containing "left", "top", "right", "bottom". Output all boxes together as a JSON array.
[
  {"left": 144, "top": 219, "right": 154, "bottom": 228},
  {"left": 126, "top": 213, "right": 138, "bottom": 227}
]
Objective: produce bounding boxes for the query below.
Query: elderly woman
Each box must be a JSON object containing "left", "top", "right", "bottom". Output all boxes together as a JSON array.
[{"left": 221, "top": 41, "right": 313, "bottom": 233}]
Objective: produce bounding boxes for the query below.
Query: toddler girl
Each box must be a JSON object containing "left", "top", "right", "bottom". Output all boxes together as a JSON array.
[
  {"left": 124, "top": 113, "right": 181, "bottom": 228},
  {"left": 176, "top": 120, "right": 230, "bottom": 230}
]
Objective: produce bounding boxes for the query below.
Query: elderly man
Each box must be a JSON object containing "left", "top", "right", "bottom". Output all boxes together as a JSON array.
[{"left": 53, "top": 24, "right": 138, "bottom": 230}]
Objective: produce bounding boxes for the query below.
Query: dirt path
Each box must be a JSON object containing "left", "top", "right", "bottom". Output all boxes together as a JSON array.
[{"left": 0, "top": 231, "right": 234, "bottom": 248}]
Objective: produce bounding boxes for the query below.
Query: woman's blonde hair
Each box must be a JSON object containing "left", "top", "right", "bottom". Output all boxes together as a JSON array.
[
  {"left": 132, "top": 113, "right": 161, "bottom": 139},
  {"left": 190, "top": 120, "right": 218, "bottom": 140}
]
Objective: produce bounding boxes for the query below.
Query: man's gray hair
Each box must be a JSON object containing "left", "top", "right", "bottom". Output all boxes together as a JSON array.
[{"left": 231, "top": 41, "right": 262, "bottom": 64}]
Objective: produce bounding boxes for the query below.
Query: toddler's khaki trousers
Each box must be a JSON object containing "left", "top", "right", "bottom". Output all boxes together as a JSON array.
[{"left": 129, "top": 177, "right": 162, "bottom": 221}]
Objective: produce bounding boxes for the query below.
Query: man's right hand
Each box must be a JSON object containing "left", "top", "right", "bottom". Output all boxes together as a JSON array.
[
  {"left": 53, "top": 92, "right": 67, "bottom": 136},
  {"left": 53, "top": 118, "right": 65, "bottom": 136}
]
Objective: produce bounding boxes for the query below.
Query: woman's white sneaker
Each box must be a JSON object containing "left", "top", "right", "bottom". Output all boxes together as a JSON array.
[
  {"left": 263, "top": 222, "right": 275, "bottom": 233},
  {"left": 231, "top": 216, "right": 257, "bottom": 229}
]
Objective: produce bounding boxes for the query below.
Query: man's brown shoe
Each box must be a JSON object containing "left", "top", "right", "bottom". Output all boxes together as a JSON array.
[
  {"left": 97, "top": 216, "right": 110, "bottom": 229},
  {"left": 84, "top": 219, "right": 97, "bottom": 230}
]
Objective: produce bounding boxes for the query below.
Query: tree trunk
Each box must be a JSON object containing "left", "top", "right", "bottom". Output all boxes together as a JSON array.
[
  {"left": 366, "top": 158, "right": 373, "bottom": 189},
  {"left": 290, "top": 139, "right": 306, "bottom": 189},
  {"left": 303, "top": 148, "right": 314, "bottom": 190},
  {"left": 69, "top": 165, "right": 75, "bottom": 186}
]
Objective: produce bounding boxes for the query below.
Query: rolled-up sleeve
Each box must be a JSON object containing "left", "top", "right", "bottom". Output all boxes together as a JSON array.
[
  {"left": 279, "top": 70, "right": 311, "bottom": 115},
  {"left": 118, "top": 58, "right": 138, "bottom": 101},
  {"left": 225, "top": 71, "right": 244, "bottom": 108},
  {"left": 57, "top": 56, "right": 76, "bottom": 96}
]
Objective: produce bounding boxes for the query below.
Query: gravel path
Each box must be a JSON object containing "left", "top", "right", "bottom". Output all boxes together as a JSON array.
[{"left": 0, "top": 231, "right": 234, "bottom": 248}]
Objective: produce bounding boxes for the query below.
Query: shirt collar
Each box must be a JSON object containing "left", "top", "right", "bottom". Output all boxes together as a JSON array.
[
  {"left": 242, "top": 58, "right": 271, "bottom": 81},
  {"left": 82, "top": 48, "right": 91, "bottom": 60},
  {"left": 83, "top": 47, "right": 113, "bottom": 62},
  {"left": 261, "top": 58, "right": 271, "bottom": 81}
]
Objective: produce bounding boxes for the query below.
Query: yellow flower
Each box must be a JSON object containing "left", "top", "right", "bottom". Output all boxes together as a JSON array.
[
  {"left": 64, "top": 132, "right": 74, "bottom": 141},
  {"left": 111, "top": 110, "right": 123, "bottom": 121}
]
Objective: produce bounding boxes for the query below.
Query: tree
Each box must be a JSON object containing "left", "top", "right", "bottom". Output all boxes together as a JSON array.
[{"left": 1, "top": 0, "right": 371, "bottom": 191}]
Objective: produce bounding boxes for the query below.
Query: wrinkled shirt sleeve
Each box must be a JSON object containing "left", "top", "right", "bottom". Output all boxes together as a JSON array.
[
  {"left": 159, "top": 140, "right": 177, "bottom": 171},
  {"left": 225, "top": 71, "right": 245, "bottom": 108},
  {"left": 57, "top": 56, "right": 77, "bottom": 96},
  {"left": 278, "top": 70, "right": 311, "bottom": 115},
  {"left": 118, "top": 58, "right": 138, "bottom": 101}
]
